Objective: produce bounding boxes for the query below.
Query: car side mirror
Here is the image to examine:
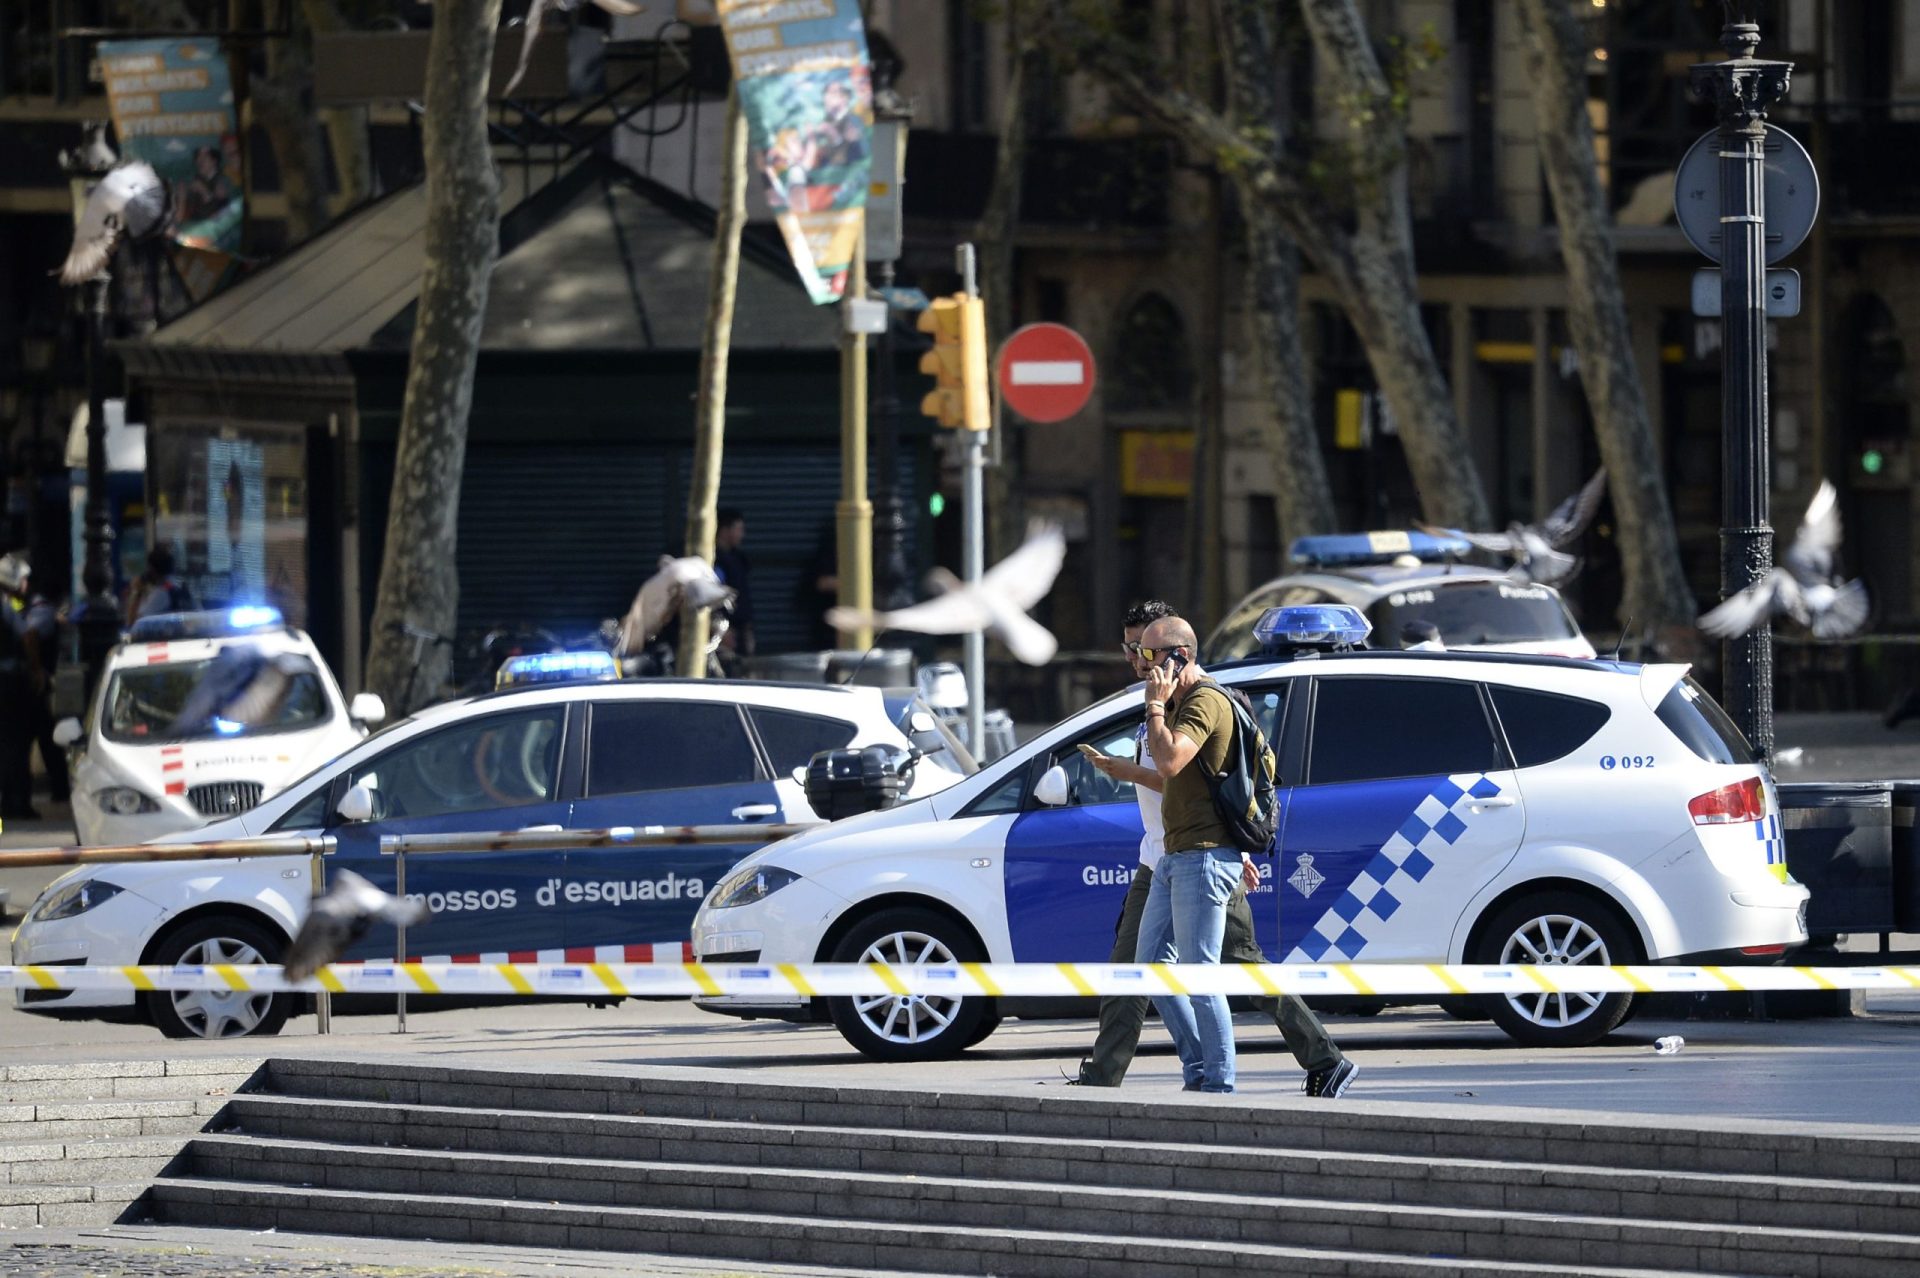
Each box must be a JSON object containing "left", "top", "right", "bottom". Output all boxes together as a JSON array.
[
  {"left": 336, "top": 780, "right": 379, "bottom": 823},
  {"left": 52, "top": 718, "right": 84, "bottom": 748},
  {"left": 348, "top": 693, "right": 386, "bottom": 726},
  {"left": 1034, "top": 764, "right": 1071, "bottom": 807},
  {"left": 791, "top": 765, "right": 808, "bottom": 786}
]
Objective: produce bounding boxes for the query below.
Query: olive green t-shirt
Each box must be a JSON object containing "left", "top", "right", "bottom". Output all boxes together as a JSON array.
[{"left": 1158, "top": 680, "right": 1234, "bottom": 852}]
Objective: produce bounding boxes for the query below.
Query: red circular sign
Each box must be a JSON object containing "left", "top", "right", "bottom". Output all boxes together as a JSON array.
[{"left": 996, "top": 323, "right": 1096, "bottom": 423}]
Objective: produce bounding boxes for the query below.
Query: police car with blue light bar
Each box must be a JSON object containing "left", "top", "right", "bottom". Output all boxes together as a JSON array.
[
  {"left": 1205, "top": 530, "right": 1596, "bottom": 663},
  {"left": 691, "top": 604, "right": 1807, "bottom": 1059}
]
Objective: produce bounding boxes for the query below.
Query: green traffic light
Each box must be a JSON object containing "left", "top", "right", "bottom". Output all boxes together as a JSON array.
[
  {"left": 1863, "top": 449, "right": 1885, "bottom": 476},
  {"left": 930, "top": 492, "right": 946, "bottom": 517}
]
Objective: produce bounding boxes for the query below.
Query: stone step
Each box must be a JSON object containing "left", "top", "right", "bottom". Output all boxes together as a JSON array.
[
  {"left": 1, "top": 1134, "right": 187, "bottom": 1187},
  {"left": 144, "top": 1177, "right": 1708, "bottom": 1278},
  {"left": 0, "top": 1180, "right": 149, "bottom": 1228},
  {"left": 216, "top": 1092, "right": 1920, "bottom": 1236},
  {"left": 0, "top": 1095, "right": 227, "bottom": 1143},
  {"left": 174, "top": 1132, "right": 1920, "bottom": 1276},
  {"left": 258, "top": 1057, "right": 1920, "bottom": 1183},
  {"left": 0, "top": 1059, "right": 259, "bottom": 1106}
]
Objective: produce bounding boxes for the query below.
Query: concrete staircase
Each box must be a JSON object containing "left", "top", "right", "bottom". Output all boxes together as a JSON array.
[
  {"left": 0, "top": 1057, "right": 257, "bottom": 1227},
  {"left": 132, "top": 1058, "right": 1920, "bottom": 1276}
]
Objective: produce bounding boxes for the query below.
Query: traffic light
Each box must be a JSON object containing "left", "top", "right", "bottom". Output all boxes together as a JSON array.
[{"left": 916, "top": 294, "right": 990, "bottom": 431}]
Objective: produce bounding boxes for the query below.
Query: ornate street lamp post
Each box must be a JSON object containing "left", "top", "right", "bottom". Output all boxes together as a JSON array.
[{"left": 868, "top": 47, "right": 915, "bottom": 612}]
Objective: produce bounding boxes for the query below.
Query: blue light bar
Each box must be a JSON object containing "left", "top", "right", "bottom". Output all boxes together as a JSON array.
[
  {"left": 496, "top": 650, "right": 619, "bottom": 688},
  {"left": 1288, "top": 530, "right": 1470, "bottom": 568},
  {"left": 127, "top": 607, "right": 286, "bottom": 643},
  {"left": 1253, "top": 604, "right": 1372, "bottom": 654}
]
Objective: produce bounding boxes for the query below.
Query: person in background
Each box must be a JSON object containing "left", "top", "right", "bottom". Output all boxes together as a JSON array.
[
  {"left": 0, "top": 554, "right": 42, "bottom": 818},
  {"left": 125, "top": 547, "right": 194, "bottom": 621},
  {"left": 797, "top": 519, "right": 839, "bottom": 651},
  {"left": 713, "top": 509, "right": 754, "bottom": 663}
]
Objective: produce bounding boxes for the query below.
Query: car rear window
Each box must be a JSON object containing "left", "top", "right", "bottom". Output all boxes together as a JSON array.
[
  {"left": 1489, "top": 686, "right": 1612, "bottom": 768},
  {"left": 1369, "top": 580, "right": 1581, "bottom": 648},
  {"left": 750, "top": 708, "right": 857, "bottom": 774},
  {"left": 1655, "top": 677, "right": 1755, "bottom": 764},
  {"left": 1308, "top": 676, "right": 1505, "bottom": 785}
]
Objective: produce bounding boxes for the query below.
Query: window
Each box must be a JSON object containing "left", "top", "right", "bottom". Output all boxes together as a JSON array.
[
  {"left": 587, "top": 701, "right": 761, "bottom": 796},
  {"left": 347, "top": 708, "right": 564, "bottom": 822},
  {"left": 268, "top": 781, "right": 334, "bottom": 832},
  {"left": 1046, "top": 718, "right": 1150, "bottom": 808},
  {"left": 1308, "top": 677, "right": 1503, "bottom": 785},
  {"left": 1490, "top": 687, "right": 1612, "bottom": 768},
  {"left": 103, "top": 652, "right": 330, "bottom": 744},
  {"left": 963, "top": 767, "right": 1032, "bottom": 818},
  {"left": 1655, "top": 678, "right": 1755, "bottom": 765},
  {"left": 750, "top": 708, "right": 857, "bottom": 775}
]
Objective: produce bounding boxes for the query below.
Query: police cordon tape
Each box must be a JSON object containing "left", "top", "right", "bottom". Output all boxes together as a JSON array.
[{"left": 2, "top": 961, "right": 1915, "bottom": 1000}]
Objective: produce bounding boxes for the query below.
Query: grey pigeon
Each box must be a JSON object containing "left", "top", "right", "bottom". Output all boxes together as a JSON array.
[
  {"left": 1698, "top": 480, "right": 1869, "bottom": 640},
  {"left": 58, "top": 161, "right": 171, "bottom": 285},
  {"left": 502, "top": 0, "right": 645, "bottom": 97},
  {"left": 167, "top": 645, "right": 314, "bottom": 736},
  {"left": 1420, "top": 468, "right": 1608, "bottom": 586},
  {"left": 284, "top": 869, "right": 429, "bottom": 982},
  {"left": 614, "top": 555, "right": 735, "bottom": 656}
]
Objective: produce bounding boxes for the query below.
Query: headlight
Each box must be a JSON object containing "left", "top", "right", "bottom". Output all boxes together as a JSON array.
[
  {"left": 708, "top": 865, "right": 800, "bottom": 910},
  {"left": 31, "top": 879, "right": 126, "bottom": 922},
  {"left": 94, "top": 786, "right": 160, "bottom": 816}
]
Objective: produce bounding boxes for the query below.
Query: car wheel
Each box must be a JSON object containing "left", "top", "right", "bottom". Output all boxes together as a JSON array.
[
  {"left": 144, "top": 915, "right": 293, "bottom": 1040},
  {"left": 1438, "top": 996, "right": 1489, "bottom": 1022},
  {"left": 1474, "top": 891, "right": 1636, "bottom": 1048},
  {"left": 827, "top": 907, "right": 991, "bottom": 1062}
]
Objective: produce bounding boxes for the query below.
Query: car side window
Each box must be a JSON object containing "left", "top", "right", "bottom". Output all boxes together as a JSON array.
[
  {"left": 1489, "top": 686, "right": 1612, "bottom": 768},
  {"left": 963, "top": 767, "right": 1031, "bottom": 817},
  {"left": 1308, "top": 677, "right": 1503, "bottom": 786},
  {"left": 749, "top": 708, "right": 858, "bottom": 775},
  {"left": 347, "top": 708, "right": 565, "bottom": 821},
  {"left": 588, "top": 701, "right": 762, "bottom": 796},
  {"left": 1047, "top": 718, "right": 1147, "bottom": 808},
  {"left": 269, "top": 782, "right": 334, "bottom": 832}
]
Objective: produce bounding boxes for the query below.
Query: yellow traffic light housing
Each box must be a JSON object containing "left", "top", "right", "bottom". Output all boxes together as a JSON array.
[{"left": 916, "top": 294, "right": 990, "bottom": 430}]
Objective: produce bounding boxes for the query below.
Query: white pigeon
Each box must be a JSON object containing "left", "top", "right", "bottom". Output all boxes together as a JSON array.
[
  {"left": 283, "top": 869, "right": 428, "bottom": 982},
  {"left": 1420, "top": 468, "right": 1608, "bottom": 586},
  {"left": 827, "top": 523, "right": 1067, "bottom": 666},
  {"left": 502, "top": 0, "right": 645, "bottom": 98},
  {"left": 57, "top": 161, "right": 171, "bottom": 285},
  {"left": 615, "top": 554, "right": 736, "bottom": 656},
  {"left": 1698, "top": 480, "right": 1870, "bottom": 640}
]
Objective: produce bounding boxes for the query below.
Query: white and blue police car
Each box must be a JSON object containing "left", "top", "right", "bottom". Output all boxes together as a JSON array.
[
  {"left": 690, "top": 605, "right": 1808, "bottom": 1060},
  {"left": 13, "top": 656, "right": 971, "bottom": 1039}
]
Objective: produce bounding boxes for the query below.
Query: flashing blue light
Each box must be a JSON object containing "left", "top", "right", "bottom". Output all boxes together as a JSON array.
[
  {"left": 228, "top": 605, "right": 281, "bottom": 630},
  {"left": 128, "top": 607, "right": 286, "bottom": 643},
  {"left": 212, "top": 717, "right": 244, "bottom": 736},
  {"left": 496, "top": 650, "right": 619, "bottom": 688},
  {"left": 1253, "top": 604, "right": 1373, "bottom": 654},
  {"left": 1288, "top": 530, "right": 1470, "bottom": 568}
]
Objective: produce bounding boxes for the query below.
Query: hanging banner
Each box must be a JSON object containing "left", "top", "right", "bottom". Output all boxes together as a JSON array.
[
  {"left": 714, "top": 0, "right": 872, "bottom": 305},
  {"left": 98, "top": 38, "right": 244, "bottom": 297}
]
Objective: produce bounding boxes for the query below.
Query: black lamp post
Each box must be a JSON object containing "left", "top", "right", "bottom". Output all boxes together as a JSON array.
[
  {"left": 1691, "top": 18, "right": 1791, "bottom": 761},
  {"left": 869, "top": 44, "right": 916, "bottom": 612}
]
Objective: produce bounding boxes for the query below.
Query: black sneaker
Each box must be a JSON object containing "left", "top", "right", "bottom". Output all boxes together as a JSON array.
[{"left": 1302, "top": 1058, "right": 1358, "bottom": 1099}]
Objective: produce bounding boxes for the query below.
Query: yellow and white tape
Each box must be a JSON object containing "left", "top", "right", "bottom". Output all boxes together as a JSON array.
[{"left": 2, "top": 962, "right": 1915, "bottom": 999}]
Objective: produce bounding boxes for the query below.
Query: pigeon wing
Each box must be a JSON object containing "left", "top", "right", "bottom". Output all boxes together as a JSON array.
[
  {"left": 1784, "top": 480, "right": 1842, "bottom": 583},
  {"left": 1418, "top": 521, "right": 1516, "bottom": 555},
  {"left": 1545, "top": 468, "right": 1608, "bottom": 547},
  {"left": 502, "top": 0, "right": 552, "bottom": 97},
  {"left": 1697, "top": 572, "right": 1784, "bottom": 639},
  {"left": 58, "top": 185, "right": 123, "bottom": 285},
  {"left": 979, "top": 523, "right": 1067, "bottom": 612},
  {"left": 827, "top": 587, "right": 995, "bottom": 639},
  {"left": 981, "top": 594, "right": 1060, "bottom": 665},
  {"left": 589, "top": 0, "right": 645, "bottom": 13},
  {"left": 1810, "top": 579, "right": 1870, "bottom": 639}
]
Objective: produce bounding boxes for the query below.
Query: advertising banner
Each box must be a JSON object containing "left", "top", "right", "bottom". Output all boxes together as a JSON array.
[{"left": 714, "top": 0, "right": 872, "bottom": 304}]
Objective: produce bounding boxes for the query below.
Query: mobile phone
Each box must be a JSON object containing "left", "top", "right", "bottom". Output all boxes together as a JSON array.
[
  {"left": 1075, "top": 743, "right": 1105, "bottom": 762},
  {"left": 1160, "top": 650, "right": 1190, "bottom": 674}
]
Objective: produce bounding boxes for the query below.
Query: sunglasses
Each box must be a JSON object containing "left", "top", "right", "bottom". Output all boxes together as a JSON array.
[{"left": 1135, "top": 644, "right": 1186, "bottom": 663}]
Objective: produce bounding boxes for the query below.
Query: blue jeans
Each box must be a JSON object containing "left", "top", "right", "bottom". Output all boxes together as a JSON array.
[{"left": 1135, "top": 847, "right": 1241, "bottom": 1092}]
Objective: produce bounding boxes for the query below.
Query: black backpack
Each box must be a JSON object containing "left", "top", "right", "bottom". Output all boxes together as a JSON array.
[{"left": 1190, "top": 682, "right": 1279, "bottom": 856}]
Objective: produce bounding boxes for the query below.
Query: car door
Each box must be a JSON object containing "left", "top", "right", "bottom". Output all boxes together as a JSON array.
[
  {"left": 328, "top": 704, "right": 574, "bottom": 961},
  {"left": 560, "top": 699, "right": 784, "bottom": 955},
  {"left": 743, "top": 706, "right": 859, "bottom": 819},
  {"left": 1277, "top": 675, "right": 1525, "bottom": 963}
]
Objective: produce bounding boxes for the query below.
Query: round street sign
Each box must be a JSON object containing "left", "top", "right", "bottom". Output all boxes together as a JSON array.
[
  {"left": 996, "top": 323, "right": 1096, "bottom": 423},
  {"left": 1672, "top": 123, "right": 1819, "bottom": 265}
]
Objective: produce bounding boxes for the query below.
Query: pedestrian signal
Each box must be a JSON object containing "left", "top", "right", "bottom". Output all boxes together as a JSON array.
[{"left": 916, "top": 295, "right": 989, "bottom": 431}]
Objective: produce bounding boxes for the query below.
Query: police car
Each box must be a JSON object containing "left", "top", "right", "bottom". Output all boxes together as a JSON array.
[
  {"left": 690, "top": 605, "right": 1808, "bottom": 1060},
  {"left": 57, "top": 608, "right": 386, "bottom": 846},
  {"left": 1205, "top": 532, "right": 1596, "bottom": 663},
  {"left": 13, "top": 659, "right": 971, "bottom": 1038}
]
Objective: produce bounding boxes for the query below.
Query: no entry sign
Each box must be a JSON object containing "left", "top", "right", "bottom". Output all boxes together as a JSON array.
[{"left": 996, "top": 323, "right": 1096, "bottom": 423}]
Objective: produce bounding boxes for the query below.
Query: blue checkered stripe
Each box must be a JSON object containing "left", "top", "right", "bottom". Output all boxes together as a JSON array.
[
  {"left": 1755, "top": 812, "right": 1786, "bottom": 869},
  {"left": 1286, "top": 773, "right": 1504, "bottom": 962}
]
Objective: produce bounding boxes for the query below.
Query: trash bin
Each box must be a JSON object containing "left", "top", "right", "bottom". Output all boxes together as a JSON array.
[
  {"left": 825, "top": 648, "right": 914, "bottom": 688},
  {"left": 1887, "top": 781, "right": 1920, "bottom": 933},
  {"left": 1777, "top": 781, "right": 1896, "bottom": 938}
]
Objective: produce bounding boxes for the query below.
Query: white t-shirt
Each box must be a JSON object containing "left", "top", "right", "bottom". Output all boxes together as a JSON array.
[{"left": 1134, "top": 722, "right": 1165, "bottom": 872}]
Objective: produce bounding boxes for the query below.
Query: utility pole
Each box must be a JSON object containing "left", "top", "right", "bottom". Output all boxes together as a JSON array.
[
  {"left": 1691, "top": 17, "right": 1792, "bottom": 760},
  {"left": 836, "top": 228, "right": 874, "bottom": 651},
  {"left": 957, "top": 242, "right": 986, "bottom": 754},
  {"left": 869, "top": 56, "right": 914, "bottom": 612}
]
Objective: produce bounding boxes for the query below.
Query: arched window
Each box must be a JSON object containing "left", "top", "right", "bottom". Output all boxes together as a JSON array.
[{"left": 1107, "top": 293, "right": 1194, "bottom": 414}]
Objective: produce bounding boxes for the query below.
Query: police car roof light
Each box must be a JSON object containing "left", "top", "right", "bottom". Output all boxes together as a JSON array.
[
  {"left": 1253, "top": 604, "right": 1372, "bottom": 655},
  {"left": 1288, "top": 530, "right": 1471, "bottom": 568},
  {"left": 127, "top": 606, "right": 286, "bottom": 643},
  {"left": 496, "top": 650, "right": 619, "bottom": 688}
]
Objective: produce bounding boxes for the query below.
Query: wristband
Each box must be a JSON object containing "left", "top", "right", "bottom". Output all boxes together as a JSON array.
[{"left": 1145, "top": 701, "right": 1165, "bottom": 710}]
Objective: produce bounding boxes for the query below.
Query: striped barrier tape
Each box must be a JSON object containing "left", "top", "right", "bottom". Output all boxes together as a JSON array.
[{"left": 3, "top": 962, "right": 1916, "bottom": 1000}]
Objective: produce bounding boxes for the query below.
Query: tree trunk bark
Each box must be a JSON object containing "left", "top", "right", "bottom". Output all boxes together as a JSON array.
[
  {"left": 362, "top": 0, "right": 504, "bottom": 712},
  {"left": 678, "top": 90, "right": 747, "bottom": 677},
  {"left": 980, "top": 31, "right": 1038, "bottom": 564},
  {"left": 1516, "top": 0, "right": 1694, "bottom": 637}
]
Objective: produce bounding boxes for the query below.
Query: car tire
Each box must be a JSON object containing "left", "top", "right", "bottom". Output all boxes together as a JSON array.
[
  {"left": 827, "top": 907, "right": 992, "bottom": 1062},
  {"left": 144, "top": 914, "right": 294, "bottom": 1040},
  {"left": 1437, "top": 996, "right": 1490, "bottom": 1022},
  {"left": 1473, "top": 891, "right": 1637, "bottom": 1048}
]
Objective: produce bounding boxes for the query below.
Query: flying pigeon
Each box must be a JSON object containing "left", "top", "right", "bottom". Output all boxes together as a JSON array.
[
  {"left": 1698, "top": 480, "right": 1869, "bottom": 640},
  {"left": 502, "top": 0, "right": 645, "bottom": 98},
  {"left": 57, "top": 161, "right": 171, "bottom": 285},
  {"left": 826, "top": 523, "right": 1067, "bottom": 666},
  {"left": 283, "top": 869, "right": 429, "bottom": 983},
  {"left": 1420, "top": 468, "right": 1608, "bottom": 586},
  {"left": 615, "top": 555, "right": 736, "bottom": 656},
  {"left": 58, "top": 120, "right": 119, "bottom": 175},
  {"left": 167, "top": 646, "right": 313, "bottom": 736}
]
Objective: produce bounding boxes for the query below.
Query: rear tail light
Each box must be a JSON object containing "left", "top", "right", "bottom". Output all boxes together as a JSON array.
[
  {"left": 1688, "top": 776, "right": 1767, "bottom": 825},
  {"left": 1739, "top": 944, "right": 1789, "bottom": 956}
]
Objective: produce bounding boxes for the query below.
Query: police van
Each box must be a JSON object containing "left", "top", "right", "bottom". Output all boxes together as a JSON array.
[{"left": 691, "top": 606, "right": 1807, "bottom": 1059}]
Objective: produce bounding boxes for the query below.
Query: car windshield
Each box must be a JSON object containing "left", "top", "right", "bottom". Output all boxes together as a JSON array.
[
  {"left": 1369, "top": 580, "right": 1582, "bottom": 648},
  {"left": 102, "top": 647, "right": 332, "bottom": 744},
  {"left": 883, "top": 691, "right": 979, "bottom": 776}
]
